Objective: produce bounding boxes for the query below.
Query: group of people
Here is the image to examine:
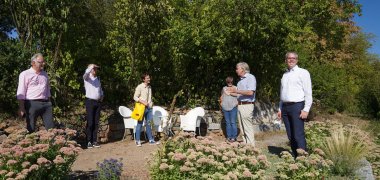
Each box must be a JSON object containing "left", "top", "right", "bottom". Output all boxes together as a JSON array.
[
  {"left": 16, "top": 53, "right": 158, "bottom": 149},
  {"left": 17, "top": 51, "right": 312, "bottom": 156},
  {"left": 220, "top": 52, "right": 312, "bottom": 157}
]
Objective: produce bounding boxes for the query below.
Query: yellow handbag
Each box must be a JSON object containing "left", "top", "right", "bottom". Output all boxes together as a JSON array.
[{"left": 131, "top": 102, "right": 145, "bottom": 121}]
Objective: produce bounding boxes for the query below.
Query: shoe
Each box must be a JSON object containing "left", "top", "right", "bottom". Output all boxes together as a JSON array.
[
  {"left": 87, "top": 142, "right": 93, "bottom": 149},
  {"left": 136, "top": 141, "right": 142, "bottom": 147},
  {"left": 149, "top": 140, "right": 160, "bottom": 145},
  {"left": 93, "top": 142, "right": 101, "bottom": 148}
]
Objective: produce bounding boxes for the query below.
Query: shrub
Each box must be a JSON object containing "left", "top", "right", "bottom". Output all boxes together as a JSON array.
[
  {"left": 0, "top": 128, "right": 82, "bottom": 179},
  {"left": 275, "top": 148, "right": 333, "bottom": 179},
  {"left": 150, "top": 132, "right": 270, "bottom": 179},
  {"left": 322, "top": 128, "right": 368, "bottom": 176},
  {"left": 96, "top": 158, "right": 123, "bottom": 180}
]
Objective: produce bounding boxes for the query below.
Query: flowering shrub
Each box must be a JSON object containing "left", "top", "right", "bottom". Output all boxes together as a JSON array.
[
  {"left": 275, "top": 149, "right": 333, "bottom": 179},
  {"left": 150, "top": 132, "right": 270, "bottom": 179},
  {"left": 0, "top": 128, "right": 82, "bottom": 179},
  {"left": 96, "top": 158, "right": 123, "bottom": 180}
]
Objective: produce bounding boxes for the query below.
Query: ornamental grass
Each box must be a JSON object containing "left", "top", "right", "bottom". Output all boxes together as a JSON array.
[{"left": 322, "top": 128, "right": 368, "bottom": 176}]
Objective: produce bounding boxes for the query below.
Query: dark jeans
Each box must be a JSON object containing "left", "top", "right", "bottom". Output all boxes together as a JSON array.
[
  {"left": 222, "top": 107, "right": 238, "bottom": 139},
  {"left": 25, "top": 100, "right": 54, "bottom": 133},
  {"left": 85, "top": 99, "right": 101, "bottom": 143},
  {"left": 281, "top": 102, "right": 307, "bottom": 157}
]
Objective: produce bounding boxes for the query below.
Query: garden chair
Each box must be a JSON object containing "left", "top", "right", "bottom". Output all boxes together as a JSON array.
[
  {"left": 118, "top": 106, "right": 135, "bottom": 141},
  {"left": 180, "top": 107, "right": 205, "bottom": 135},
  {"left": 153, "top": 106, "right": 174, "bottom": 138}
]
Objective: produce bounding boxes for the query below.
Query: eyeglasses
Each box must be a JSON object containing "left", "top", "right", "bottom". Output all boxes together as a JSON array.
[{"left": 35, "top": 61, "right": 45, "bottom": 64}]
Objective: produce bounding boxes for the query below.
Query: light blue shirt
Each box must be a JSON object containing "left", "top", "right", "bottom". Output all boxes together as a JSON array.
[{"left": 237, "top": 73, "right": 256, "bottom": 102}]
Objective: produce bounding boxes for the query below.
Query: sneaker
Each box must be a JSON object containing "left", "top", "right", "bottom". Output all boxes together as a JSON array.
[
  {"left": 87, "top": 142, "right": 93, "bottom": 149},
  {"left": 136, "top": 141, "right": 142, "bottom": 147},
  {"left": 93, "top": 142, "right": 101, "bottom": 148},
  {"left": 149, "top": 140, "right": 160, "bottom": 145}
]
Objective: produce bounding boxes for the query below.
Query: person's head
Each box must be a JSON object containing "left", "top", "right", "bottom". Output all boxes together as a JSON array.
[
  {"left": 285, "top": 52, "right": 298, "bottom": 69},
  {"left": 225, "top": 76, "right": 234, "bottom": 85},
  {"left": 236, "top": 62, "right": 250, "bottom": 77},
  {"left": 31, "top": 53, "right": 45, "bottom": 72},
  {"left": 141, "top": 73, "right": 150, "bottom": 84},
  {"left": 88, "top": 64, "right": 99, "bottom": 76}
]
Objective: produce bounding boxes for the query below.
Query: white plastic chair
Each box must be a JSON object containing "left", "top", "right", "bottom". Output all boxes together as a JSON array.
[
  {"left": 118, "top": 106, "right": 135, "bottom": 141},
  {"left": 152, "top": 106, "right": 168, "bottom": 132},
  {"left": 180, "top": 107, "right": 205, "bottom": 134},
  {"left": 153, "top": 106, "right": 175, "bottom": 137}
]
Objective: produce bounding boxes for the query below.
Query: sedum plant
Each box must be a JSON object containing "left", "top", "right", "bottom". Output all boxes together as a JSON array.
[
  {"left": 322, "top": 128, "right": 368, "bottom": 176},
  {"left": 150, "top": 132, "right": 270, "bottom": 179},
  {"left": 275, "top": 148, "right": 333, "bottom": 180},
  {"left": 0, "top": 128, "right": 82, "bottom": 179}
]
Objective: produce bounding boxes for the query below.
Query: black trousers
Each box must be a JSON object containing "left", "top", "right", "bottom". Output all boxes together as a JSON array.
[
  {"left": 85, "top": 98, "right": 101, "bottom": 143},
  {"left": 281, "top": 101, "right": 307, "bottom": 157},
  {"left": 25, "top": 100, "right": 54, "bottom": 133}
]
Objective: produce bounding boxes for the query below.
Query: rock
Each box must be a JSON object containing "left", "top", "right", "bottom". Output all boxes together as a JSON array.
[
  {"left": 0, "top": 134, "right": 7, "bottom": 144},
  {"left": 355, "top": 158, "right": 375, "bottom": 180}
]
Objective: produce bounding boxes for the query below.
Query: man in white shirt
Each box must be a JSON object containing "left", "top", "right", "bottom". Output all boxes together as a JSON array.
[
  {"left": 277, "top": 52, "right": 312, "bottom": 157},
  {"left": 83, "top": 64, "right": 104, "bottom": 148}
]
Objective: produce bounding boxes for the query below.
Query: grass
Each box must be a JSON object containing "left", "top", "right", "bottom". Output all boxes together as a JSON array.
[{"left": 322, "top": 128, "right": 368, "bottom": 176}]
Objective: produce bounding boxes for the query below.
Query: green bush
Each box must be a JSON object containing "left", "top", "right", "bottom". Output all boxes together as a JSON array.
[
  {"left": 0, "top": 128, "right": 82, "bottom": 179},
  {"left": 150, "top": 132, "right": 270, "bottom": 179}
]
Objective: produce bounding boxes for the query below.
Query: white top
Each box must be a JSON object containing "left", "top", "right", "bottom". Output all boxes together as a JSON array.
[
  {"left": 280, "top": 65, "right": 312, "bottom": 112},
  {"left": 83, "top": 66, "right": 103, "bottom": 100},
  {"left": 237, "top": 73, "right": 257, "bottom": 102}
]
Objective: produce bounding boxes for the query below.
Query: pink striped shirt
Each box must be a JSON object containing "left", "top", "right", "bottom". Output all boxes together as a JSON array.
[{"left": 16, "top": 68, "right": 51, "bottom": 100}]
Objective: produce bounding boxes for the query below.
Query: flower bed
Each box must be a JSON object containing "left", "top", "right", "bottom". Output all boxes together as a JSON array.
[
  {"left": 150, "top": 132, "right": 270, "bottom": 179},
  {"left": 0, "top": 128, "right": 82, "bottom": 179}
]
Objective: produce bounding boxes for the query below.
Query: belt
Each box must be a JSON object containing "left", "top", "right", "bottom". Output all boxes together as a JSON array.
[
  {"left": 283, "top": 101, "right": 304, "bottom": 105},
  {"left": 238, "top": 101, "right": 254, "bottom": 105},
  {"left": 86, "top": 98, "right": 100, "bottom": 102},
  {"left": 29, "top": 99, "right": 49, "bottom": 102}
]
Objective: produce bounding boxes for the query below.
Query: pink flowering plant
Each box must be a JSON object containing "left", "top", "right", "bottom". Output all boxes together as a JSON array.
[
  {"left": 150, "top": 132, "right": 270, "bottom": 179},
  {"left": 275, "top": 148, "right": 333, "bottom": 179},
  {"left": 0, "top": 128, "right": 82, "bottom": 179}
]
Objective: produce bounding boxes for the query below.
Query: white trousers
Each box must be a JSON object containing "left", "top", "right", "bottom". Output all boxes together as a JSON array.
[{"left": 237, "top": 104, "right": 255, "bottom": 145}]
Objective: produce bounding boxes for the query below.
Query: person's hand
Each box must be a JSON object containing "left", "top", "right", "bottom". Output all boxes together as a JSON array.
[
  {"left": 18, "top": 108, "right": 26, "bottom": 118},
  {"left": 139, "top": 100, "right": 148, "bottom": 106},
  {"left": 277, "top": 111, "right": 282, "bottom": 120},
  {"left": 300, "top": 110, "right": 309, "bottom": 120}
]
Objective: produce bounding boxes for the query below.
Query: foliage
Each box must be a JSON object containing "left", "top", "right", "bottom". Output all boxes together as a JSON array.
[
  {"left": 0, "top": 0, "right": 379, "bottom": 120},
  {"left": 275, "top": 149, "right": 333, "bottom": 179},
  {"left": 306, "top": 120, "right": 380, "bottom": 178},
  {"left": 96, "top": 158, "right": 123, "bottom": 180},
  {"left": 0, "top": 128, "right": 82, "bottom": 179},
  {"left": 150, "top": 132, "right": 270, "bottom": 179},
  {"left": 322, "top": 128, "right": 368, "bottom": 175}
]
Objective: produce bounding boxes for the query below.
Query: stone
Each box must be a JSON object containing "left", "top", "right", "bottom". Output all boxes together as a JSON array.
[
  {"left": 0, "top": 134, "right": 7, "bottom": 144},
  {"left": 355, "top": 158, "right": 375, "bottom": 180}
]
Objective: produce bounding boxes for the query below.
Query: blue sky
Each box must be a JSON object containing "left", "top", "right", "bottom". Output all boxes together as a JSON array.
[{"left": 354, "top": 0, "right": 380, "bottom": 56}]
